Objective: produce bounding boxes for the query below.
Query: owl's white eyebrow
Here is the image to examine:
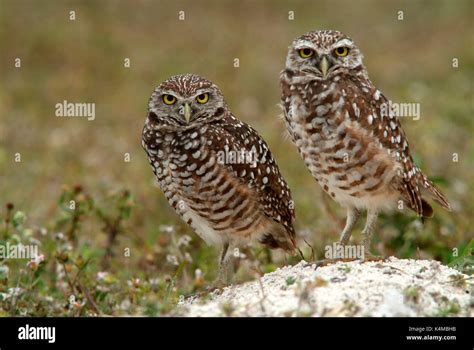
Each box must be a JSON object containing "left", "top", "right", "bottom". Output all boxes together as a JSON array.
[
  {"left": 294, "top": 40, "right": 316, "bottom": 49},
  {"left": 193, "top": 89, "right": 210, "bottom": 96},
  {"left": 160, "top": 91, "right": 180, "bottom": 97},
  {"left": 334, "top": 39, "right": 354, "bottom": 47}
]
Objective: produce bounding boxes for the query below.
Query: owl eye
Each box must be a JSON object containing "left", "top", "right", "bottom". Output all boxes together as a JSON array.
[
  {"left": 196, "top": 93, "right": 209, "bottom": 104},
  {"left": 334, "top": 47, "right": 349, "bottom": 57},
  {"left": 299, "top": 48, "right": 314, "bottom": 58},
  {"left": 163, "top": 94, "right": 177, "bottom": 105}
]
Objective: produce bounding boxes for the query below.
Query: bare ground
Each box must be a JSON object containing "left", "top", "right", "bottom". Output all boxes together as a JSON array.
[{"left": 178, "top": 257, "right": 473, "bottom": 317}]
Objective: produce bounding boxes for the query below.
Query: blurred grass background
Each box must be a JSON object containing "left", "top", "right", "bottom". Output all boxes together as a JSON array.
[{"left": 0, "top": 0, "right": 473, "bottom": 314}]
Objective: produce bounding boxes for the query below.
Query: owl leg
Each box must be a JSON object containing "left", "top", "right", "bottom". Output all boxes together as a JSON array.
[
  {"left": 339, "top": 207, "right": 361, "bottom": 245},
  {"left": 362, "top": 209, "right": 379, "bottom": 258},
  {"left": 213, "top": 241, "right": 233, "bottom": 289},
  {"left": 305, "top": 208, "right": 361, "bottom": 268}
]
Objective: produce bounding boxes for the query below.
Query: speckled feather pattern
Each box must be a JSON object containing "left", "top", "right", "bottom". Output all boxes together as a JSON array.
[
  {"left": 142, "top": 74, "right": 296, "bottom": 252},
  {"left": 280, "top": 30, "right": 451, "bottom": 216}
]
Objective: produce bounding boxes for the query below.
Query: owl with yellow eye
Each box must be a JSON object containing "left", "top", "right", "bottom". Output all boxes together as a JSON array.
[
  {"left": 142, "top": 73, "right": 297, "bottom": 286},
  {"left": 280, "top": 30, "right": 451, "bottom": 258}
]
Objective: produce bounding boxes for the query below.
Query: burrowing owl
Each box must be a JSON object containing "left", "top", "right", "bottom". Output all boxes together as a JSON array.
[
  {"left": 280, "top": 30, "right": 451, "bottom": 257},
  {"left": 142, "top": 74, "right": 296, "bottom": 284}
]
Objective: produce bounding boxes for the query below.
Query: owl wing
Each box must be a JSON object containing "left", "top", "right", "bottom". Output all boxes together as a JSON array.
[
  {"left": 352, "top": 82, "right": 451, "bottom": 216},
  {"left": 205, "top": 114, "right": 296, "bottom": 247}
]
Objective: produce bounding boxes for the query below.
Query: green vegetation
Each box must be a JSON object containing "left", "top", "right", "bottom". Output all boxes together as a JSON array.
[{"left": 0, "top": 0, "right": 472, "bottom": 315}]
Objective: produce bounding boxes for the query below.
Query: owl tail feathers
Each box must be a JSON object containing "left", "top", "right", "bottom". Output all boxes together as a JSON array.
[
  {"left": 418, "top": 172, "right": 452, "bottom": 213},
  {"left": 403, "top": 172, "right": 451, "bottom": 218},
  {"left": 405, "top": 194, "right": 433, "bottom": 218},
  {"left": 419, "top": 199, "right": 434, "bottom": 218}
]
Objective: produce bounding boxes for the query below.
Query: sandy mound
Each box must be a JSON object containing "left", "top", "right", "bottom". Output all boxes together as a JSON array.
[{"left": 178, "top": 257, "right": 472, "bottom": 317}]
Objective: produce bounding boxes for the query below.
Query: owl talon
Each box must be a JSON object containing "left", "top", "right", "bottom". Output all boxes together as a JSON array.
[
  {"left": 209, "top": 279, "right": 229, "bottom": 292},
  {"left": 304, "top": 257, "right": 359, "bottom": 270},
  {"left": 362, "top": 254, "right": 387, "bottom": 262}
]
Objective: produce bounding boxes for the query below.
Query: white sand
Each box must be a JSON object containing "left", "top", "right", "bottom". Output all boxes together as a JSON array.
[{"left": 178, "top": 257, "right": 473, "bottom": 317}]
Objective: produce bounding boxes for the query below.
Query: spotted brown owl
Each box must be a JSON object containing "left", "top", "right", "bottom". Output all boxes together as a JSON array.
[
  {"left": 142, "top": 74, "right": 296, "bottom": 285},
  {"left": 280, "top": 30, "right": 451, "bottom": 257}
]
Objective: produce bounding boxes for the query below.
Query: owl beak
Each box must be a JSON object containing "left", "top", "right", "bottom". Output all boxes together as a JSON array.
[
  {"left": 184, "top": 103, "right": 192, "bottom": 123},
  {"left": 319, "top": 56, "right": 330, "bottom": 78}
]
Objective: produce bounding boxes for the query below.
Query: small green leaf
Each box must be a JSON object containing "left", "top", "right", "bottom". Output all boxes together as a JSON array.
[
  {"left": 0, "top": 265, "right": 9, "bottom": 281},
  {"left": 286, "top": 276, "right": 296, "bottom": 286},
  {"left": 12, "top": 211, "right": 27, "bottom": 228}
]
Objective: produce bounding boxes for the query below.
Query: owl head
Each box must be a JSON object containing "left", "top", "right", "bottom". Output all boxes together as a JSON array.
[
  {"left": 147, "top": 74, "right": 226, "bottom": 128},
  {"left": 285, "top": 30, "right": 365, "bottom": 80}
]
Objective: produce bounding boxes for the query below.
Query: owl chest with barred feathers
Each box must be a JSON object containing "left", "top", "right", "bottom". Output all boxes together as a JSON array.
[
  {"left": 142, "top": 116, "right": 295, "bottom": 249},
  {"left": 143, "top": 123, "right": 236, "bottom": 246},
  {"left": 281, "top": 72, "right": 401, "bottom": 210}
]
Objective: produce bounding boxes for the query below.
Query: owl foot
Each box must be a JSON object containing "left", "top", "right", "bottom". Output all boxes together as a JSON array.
[
  {"left": 209, "top": 279, "right": 230, "bottom": 293},
  {"left": 304, "top": 257, "right": 359, "bottom": 269},
  {"left": 182, "top": 281, "right": 229, "bottom": 301},
  {"left": 362, "top": 252, "right": 387, "bottom": 262}
]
